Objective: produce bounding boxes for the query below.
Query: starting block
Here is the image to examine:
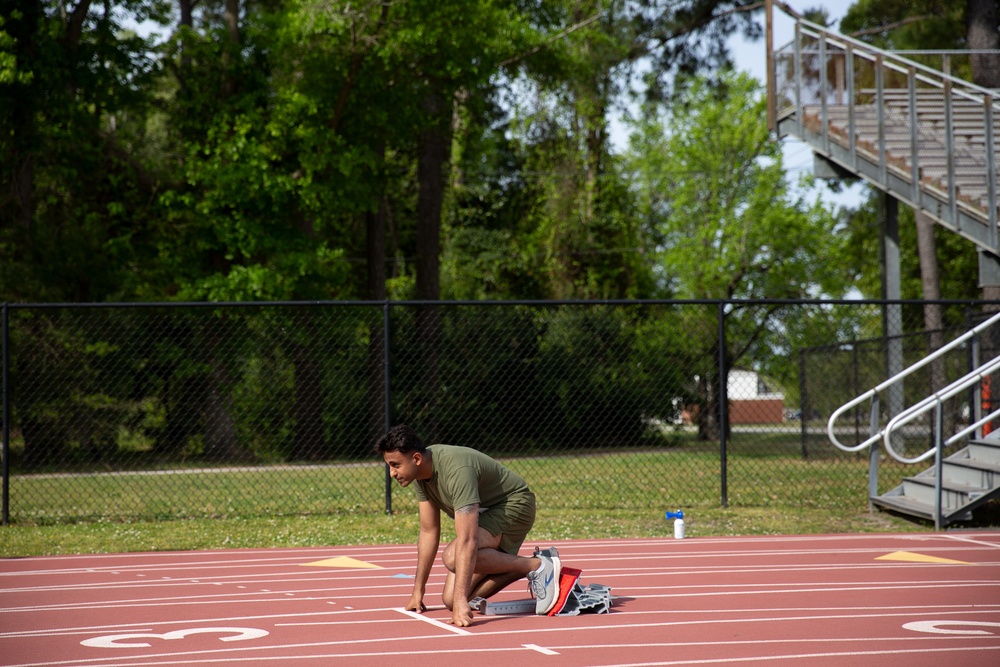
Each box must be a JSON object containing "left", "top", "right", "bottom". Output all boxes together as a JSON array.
[{"left": 469, "top": 565, "right": 613, "bottom": 616}]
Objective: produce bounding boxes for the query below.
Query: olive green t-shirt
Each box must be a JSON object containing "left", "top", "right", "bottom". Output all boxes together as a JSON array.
[{"left": 414, "top": 444, "right": 529, "bottom": 517}]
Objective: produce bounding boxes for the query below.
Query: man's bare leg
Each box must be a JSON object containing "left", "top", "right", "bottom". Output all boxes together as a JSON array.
[
  {"left": 469, "top": 570, "right": 525, "bottom": 599},
  {"left": 441, "top": 532, "right": 541, "bottom": 609}
]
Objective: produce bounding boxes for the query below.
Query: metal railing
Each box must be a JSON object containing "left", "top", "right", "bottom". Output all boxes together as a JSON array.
[
  {"left": 883, "top": 356, "right": 1000, "bottom": 465},
  {"left": 771, "top": 17, "right": 1000, "bottom": 252},
  {"left": 827, "top": 310, "right": 1000, "bottom": 514},
  {"left": 875, "top": 356, "right": 1000, "bottom": 530}
]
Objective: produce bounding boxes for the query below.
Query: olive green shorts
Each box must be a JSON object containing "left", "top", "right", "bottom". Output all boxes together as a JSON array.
[{"left": 477, "top": 490, "right": 537, "bottom": 555}]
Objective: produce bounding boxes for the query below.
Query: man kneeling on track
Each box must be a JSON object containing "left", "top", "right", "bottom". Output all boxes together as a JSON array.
[{"left": 375, "top": 424, "right": 561, "bottom": 627}]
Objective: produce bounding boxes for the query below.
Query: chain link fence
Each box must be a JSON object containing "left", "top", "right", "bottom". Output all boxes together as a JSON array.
[{"left": 1, "top": 299, "right": 994, "bottom": 524}]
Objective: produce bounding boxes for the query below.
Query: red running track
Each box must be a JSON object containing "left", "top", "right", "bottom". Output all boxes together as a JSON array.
[{"left": 2, "top": 531, "right": 1000, "bottom": 666}]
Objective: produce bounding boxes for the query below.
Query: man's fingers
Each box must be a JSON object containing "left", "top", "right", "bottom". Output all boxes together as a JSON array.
[{"left": 448, "top": 608, "right": 474, "bottom": 627}]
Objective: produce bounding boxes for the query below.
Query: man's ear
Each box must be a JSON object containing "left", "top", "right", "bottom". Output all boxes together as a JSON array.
[{"left": 411, "top": 451, "right": 424, "bottom": 466}]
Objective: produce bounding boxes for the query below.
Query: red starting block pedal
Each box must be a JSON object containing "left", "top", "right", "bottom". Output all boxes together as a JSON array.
[{"left": 546, "top": 566, "right": 583, "bottom": 616}]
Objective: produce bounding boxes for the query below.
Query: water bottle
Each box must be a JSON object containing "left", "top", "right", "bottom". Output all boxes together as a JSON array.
[{"left": 665, "top": 510, "right": 685, "bottom": 539}]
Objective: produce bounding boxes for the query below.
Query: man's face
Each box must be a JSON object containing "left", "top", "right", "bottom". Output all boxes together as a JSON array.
[{"left": 383, "top": 450, "right": 423, "bottom": 487}]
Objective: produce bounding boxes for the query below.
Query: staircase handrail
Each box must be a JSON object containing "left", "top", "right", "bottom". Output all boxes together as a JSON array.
[
  {"left": 772, "top": 13, "right": 1000, "bottom": 252},
  {"left": 882, "top": 354, "right": 1000, "bottom": 464},
  {"left": 784, "top": 18, "right": 1000, "bottom": 106},
  {"left": 827, "top": 310, "right": 1000, "bottom": 453}
]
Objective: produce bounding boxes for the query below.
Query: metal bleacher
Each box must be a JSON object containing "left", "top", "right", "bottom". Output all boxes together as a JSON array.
[
  {"left": 770, "top": 15, "right": 1000, "bottom": 528},
  {"left": 771, "top": 18, "right": 1000, "bottom": 254}
]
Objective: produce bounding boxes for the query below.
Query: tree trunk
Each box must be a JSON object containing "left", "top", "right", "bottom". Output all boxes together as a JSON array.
[
  {"left": 5, "top": 0, "right": 42, "bottom": 235},
  {"left": 221, "top": 0, "right": 241, "bottom": 99},
  {"left": 177, "top": 0, "right": 194, "bottom": 71},
  {"left": 414, "top": 85, "right": 450, "bottom": 440},
  {"left": 202, "top": 368, "right": 242, "bottom": 461},
  {"left": 697, "top": 346, "right": 731, "bottom": 442},
  {"left": 968, "top": 0, "right": 1000, "bottom": 88},
  {"left": 367, "top": 155, "right": 388, "bottom": 446},
  {"left": 968, "top": 0, "right": 1000, "bottom": 313},
  {"left": 915, "top": 210, "right": 951, "bottom": 440},
  {"left": 915, "top": 210, "right": 944, "bottom": 349},
  {"left": 291, "top": 338, "right": 326, "bottom": 461},
  {"left": 416, "top": 86, "right": 448, "bottom": 304},
  {"left": 200, "top": 323, "right": 248, "bottom": 462}
]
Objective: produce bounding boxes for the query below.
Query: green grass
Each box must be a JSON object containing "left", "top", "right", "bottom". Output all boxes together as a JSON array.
[
  {"left": 0, "top": 506, "right": 935, "bottom": 558},
  {"left": 9, "top": 449, "right": 899, "bottom": 521},
  {"left": 3, "top": 445, "right": 996, "bottom": 558}
]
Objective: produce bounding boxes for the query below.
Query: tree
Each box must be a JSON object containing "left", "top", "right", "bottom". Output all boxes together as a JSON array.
[
  {"left": 627, "top": 70, "right": 851, "bottom": 437},
  {"left": 1, "top": 1, "right": 172, "bottom": 466},
  {"left": 1, "top": 1, "right": 165, "bottom": 302},
  {"left": 438, "top": 1, "right": 768, "bottom": 301}
]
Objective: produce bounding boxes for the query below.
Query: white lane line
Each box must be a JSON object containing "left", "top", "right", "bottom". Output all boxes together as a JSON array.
[
  {"left": 555, "top": 564, "right": 1000, "bottom": 580},
  {"left": 455, "top": 609, "right": 1000, "bottom": 639},
  {"left": 0, "top": 555, "right": 418, "bottom": 578},
  {"left": 393, "top": 607, "right": 472, "bottom": 636},
  {"left": 613, "top": 579, "right": 997, "bottom": 597},
  {"left": 274, "top": 618, "right": 413, "bottom": 627},
  {"left": 0, "top": 545, "right": 418, "bottom": 564},
  {"left": 5, "top": 645, "right": 538, "bottom": 667},
  {"left": 2, "top": 630, "right": 467, "bottom": 667},
  {"left": 546, "top": 635, "right": 1000, "bottom": 651},
  {"left": 5, "top": 633, "right": 997, "bottom": 667},
  {"left": 5, "top": 539, "right": 997, "bottom": 586},
  {"left": 5, "top": 532, "right": 996, "bottom": 578},
  {"left": 580, "top": 645, "right": 1000, "bottom": 666},
  {"left": 7, "top": 559, "right": 997, "bottom": 599},
  {"left": 4, "top": 595, "right": 353, "bottom": 615},
  {"left": 524, "top": 643, "right": 559, "bottom": 655},
  {"left": 0, "top": 607, "right": 405, "bottom": 639},
  {"left": 943, "top": 533, "right": 1000, "bottom": 550},
  {"left": 7, "top": 602, "right": 998, "bottom": 640},
  {"left": 3, "top": 585, "right": 426, "bottom": 614},
  {"left": 625, "top": 581, "right": 1000, "bottom": 599},
  {"left": 0, "top": 575, "right": 419, "bottom": 596}
]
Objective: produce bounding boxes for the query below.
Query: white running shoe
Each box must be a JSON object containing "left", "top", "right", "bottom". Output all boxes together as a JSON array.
[{"left": 527, "top": 547, "right": 562, "bottom": 615}]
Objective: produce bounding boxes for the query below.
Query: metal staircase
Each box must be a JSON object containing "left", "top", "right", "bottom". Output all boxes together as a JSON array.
[
  {"left": 770, "top": 18, "right": 1000, "bottom": 254},
  {"left": 770, "top": 10, "right": 1000, "bottom": 528},
  {"left": 873, "top": 432, "right": 1000, "bottom": 525},
  {"left": 827, "top": 312, "right": 1000, "bottom": 529}
]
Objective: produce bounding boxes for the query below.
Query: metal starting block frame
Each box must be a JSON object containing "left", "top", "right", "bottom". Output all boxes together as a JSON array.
[
  {"left": 469, "top": 582, "right": 613, "bottom": 616},
  {"left": 469, "top": 597, "right": 536, "bottom": 615}
]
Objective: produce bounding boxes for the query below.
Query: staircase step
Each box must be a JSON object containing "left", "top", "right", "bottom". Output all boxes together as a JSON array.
[
  {"left": 870, "top": 493, "right": 935, "bottom": 521},
  {"left": 901, "top": 475, "right": 989, "bottom": 509},
  {"left": 940, "top": 455, "right": 1000, "bottom": 487},
  {"left": 968, "top": 439, "right": 1000, "bottom": 465}
]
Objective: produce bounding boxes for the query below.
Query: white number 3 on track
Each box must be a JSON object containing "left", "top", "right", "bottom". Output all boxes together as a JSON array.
[{"left": 81, "top": 627, "right": 269, "bottom": 648}]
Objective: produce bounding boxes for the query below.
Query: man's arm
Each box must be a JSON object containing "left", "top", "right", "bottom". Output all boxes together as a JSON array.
[
  {"left": 407, "top": 500, "right": 440, "bottom": 612},
  {"left": 449, "top": 503, "right": 480, "bottom": 626}
]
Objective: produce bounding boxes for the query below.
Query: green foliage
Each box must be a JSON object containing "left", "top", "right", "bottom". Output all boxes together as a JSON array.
[
  {"left": 841, "top": 0, "right": 966, "bottom": 52},
  {"left": 6, "top": 2, "right": 985, "bottom": 496},
  {"left": 627, "top": 70, "right": 853, "bottom": 301}
]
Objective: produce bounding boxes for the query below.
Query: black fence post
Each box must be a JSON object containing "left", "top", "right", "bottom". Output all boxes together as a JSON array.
[
  {"left": 383, "top": 301, "right": 393, "bottom": 515},
  {"left": 2, "top": 303, "right": 9, "bottom": 525},
  {"left": 718, "top": 301, "right": 728, "bottom": 508}
]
